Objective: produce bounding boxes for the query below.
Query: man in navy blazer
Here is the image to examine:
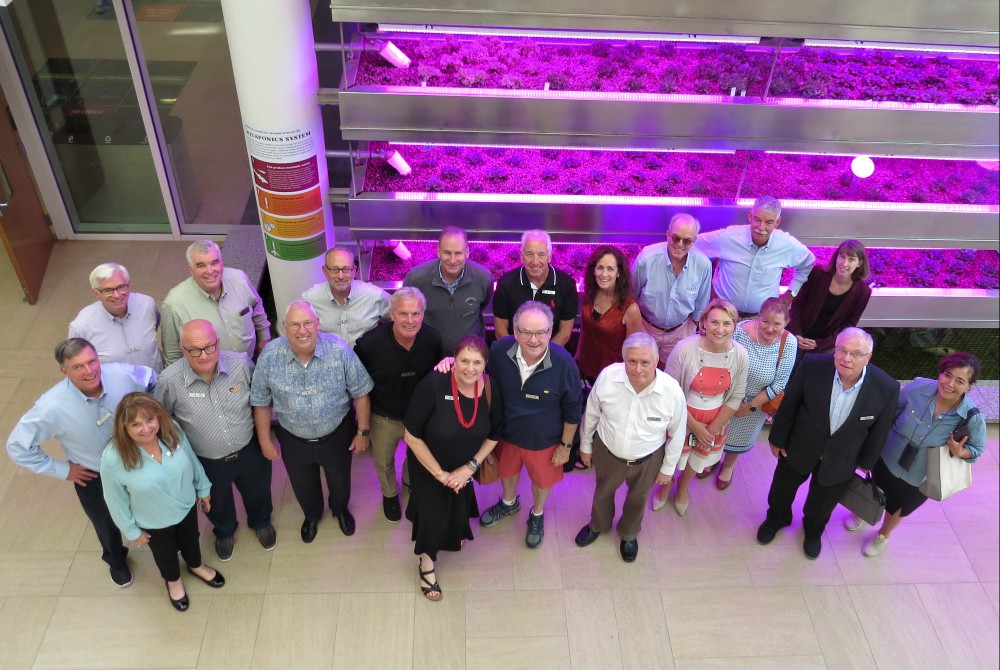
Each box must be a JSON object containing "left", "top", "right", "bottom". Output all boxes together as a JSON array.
[{"left": 756, "top": 327, "right": 899, "bottom": 559}]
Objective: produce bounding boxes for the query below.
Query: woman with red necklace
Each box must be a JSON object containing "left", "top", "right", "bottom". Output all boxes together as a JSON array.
[{"left": 403, "top": 335, "right": 504, "bottom": 601}]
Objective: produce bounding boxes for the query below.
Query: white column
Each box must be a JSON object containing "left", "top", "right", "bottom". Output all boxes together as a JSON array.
[{"left": 220, "top": 0, "right": 332, "bottom": 323}]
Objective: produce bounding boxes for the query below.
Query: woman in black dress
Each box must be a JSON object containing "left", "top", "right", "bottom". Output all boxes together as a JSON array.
[{"left": 404, "top": 335, "right": 503, "bottom": 601}]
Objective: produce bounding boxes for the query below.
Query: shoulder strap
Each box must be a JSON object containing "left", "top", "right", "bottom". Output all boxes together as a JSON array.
[
  {"left": 483, "top": 374, "right": 492, "bottom": 408},
  {"left": 775, "top": 331, "right": 789, "bottom": 372}
]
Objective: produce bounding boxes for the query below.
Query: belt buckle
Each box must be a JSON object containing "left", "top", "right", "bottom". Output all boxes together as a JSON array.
[
  {"left": 624, "top": 457, "right": 638, "bottom": 466},
  {"left": 221, "top": 450, "right": 240, "bottom": 462}
]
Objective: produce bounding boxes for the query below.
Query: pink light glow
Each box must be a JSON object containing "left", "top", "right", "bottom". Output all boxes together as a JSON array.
[
  {"left": 391, "top": 141, "right": 735, "bottom": 154},
  {"left": 734, "top": 197, "right": 997, "bottom": 213},
  {"left": 390, "top": 192, "right": 716, "bottom": 206},
  {"left": 759, "top": 96, "right": 998, "bottom": 113}
]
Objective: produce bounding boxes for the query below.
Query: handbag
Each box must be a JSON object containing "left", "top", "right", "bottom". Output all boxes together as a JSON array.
[
  {"left": 840, "top": 472, "right": 886, "bottom": 526},
  {"left": 919, "top": 446, "right": 973, "bottom": 500},
  {"left": 760, "top": 331, "right": 789, "bottom": 416},
  {"left": 474, "top": 376, "right": 501, "bottom": 485},
  {"left": 951, "top": 407, "right": 981, "bottom": 443}
]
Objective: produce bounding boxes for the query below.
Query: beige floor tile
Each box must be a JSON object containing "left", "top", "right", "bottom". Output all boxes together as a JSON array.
[
  {"left": 332, "top": 592, "right": 415, "bottom": 670},
  {"left": 433, "top": 526, "right": 515, "bottom": 592},
  {"left": 186, "top": 529, "right": 273, "bottom": 595},
  {"left": 466, "top": 590, "right": 568, "bottom": 638},
  {"left": 831, "top": 521, "right": 978, "bottom": 585},
  {"left": 0, "top": 596, "right": 57, "bottom": 670},
  {"left": 653, "top": 544, "right": 752, "bottom": 589},
  {"left": 34, "top": 595, "right": 210, "bottom": 669},
  {"left": 848, "top": 584, "right": 950, "bottom": 670},
  {"left": 646, "top": 478, "right": 757, "bottom": 548},
  {"left": 197, "top": 594, "right": 264, "bottom": 670},
  {"left": 673, "top": 656, "right": 827, "bottom": 669},
  {"left": 60, "top": 551, "right": 164, "bottom": 596},
  {"left": 266, "top": 531, "right": 414, "bottom": 593},
  {"left": 0, "top": 376, "right": 23, "bottom": 416},
  {"left": 951, "top": 516, "right": 1000, "bottom": 583},
  {"left": 612, "top": 589, "right": 675, "bottom": 670},
  {"left": 414, "top": 589, "right": 465, "bottom": 670},
  {"left": 565, "top": 590, "right": 624, "bottom": 670},
  {"left": 917, "top": 582, "right": 1000, "bottom": 670},
  {"left": 0, "top": 473, "right": 88, "bottom": 553},
  {"left": 560, "top": 536, "right": 659, "bottom": 590},
  {"left": 985, "top": 582, "right": 1000, "bottom": 614},
  {"left": 466, "top": 636, "right": 571, "bottom": 670},
  {"left": 800, "top": 585, "right": 877, "bottom": 670},
  {"left": 252, "top": 593, "right": 338, "bottom": 670},
  {"left": 662, "top": 586, "right": 821, "bottom": 658},
  {"left": 743, "top": 539, "right": 846, "bottom": 587},
  {"left": 0, "top": 553, "right": 74, "bottom": 597}
]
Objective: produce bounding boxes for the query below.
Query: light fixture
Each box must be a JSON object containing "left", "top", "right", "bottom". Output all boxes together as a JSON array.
[
  {"left": 385, "top": 239, "right": 411, "bottom": 260},
  {"left": 377, "top": 41, "right": 411, "bottom": 68},
  {"left": 378, "top": 149, "right": 412, "bottom": 176},
  {"left": 851, "top": 156, "right": 876, "bottom": 178}
]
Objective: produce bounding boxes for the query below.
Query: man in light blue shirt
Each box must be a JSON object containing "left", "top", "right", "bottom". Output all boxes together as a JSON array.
[
  {"left": 632, "top": 213, "right": 713, "bottom": 364},
  {"left": 695, "top": 196, "right": 815, "bottom": 317},
  {"left": 5, "top": 338, "right": 156, "bottom": 587},
  {"left": 69, "top": 263, "right": 163, "bottom": 371},
  {"left": 251, "top": 301, "right": 373, "bottom": 544}
]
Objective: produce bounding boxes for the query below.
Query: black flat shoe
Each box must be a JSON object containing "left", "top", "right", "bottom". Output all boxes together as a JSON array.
[
  {"left": 301, "top": 519, "right": 319, "bottom": 543},
  {"left": 187, "top": 566, "right": 225, "bottom": 588},
  {"left": 166, "top": 581, "right": 189, "bottom": 612},
  {"left": 336, "top": 510, "right": 356, "bottom": 536},
  {"left": 574, "top": 525, "right": 600, "bottom": 548}
]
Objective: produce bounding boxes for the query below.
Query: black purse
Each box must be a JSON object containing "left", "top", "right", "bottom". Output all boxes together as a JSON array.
[
  {"left": 951, "top": 407, "right": 981, "bottom": 443},
  {"left": 839, "top": 472, "right": 886, "bottom": 526}
]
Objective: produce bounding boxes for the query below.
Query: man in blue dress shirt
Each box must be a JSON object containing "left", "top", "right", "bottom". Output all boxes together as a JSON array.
[
  {"left": 251, "top": 301, "right": 374, "bottom": 544},
  {"left": 695, "top": 196, "right": 815, "bottom": 319},
  {"left": 5, "top": 338, "right": 156, "bottom": 587}
]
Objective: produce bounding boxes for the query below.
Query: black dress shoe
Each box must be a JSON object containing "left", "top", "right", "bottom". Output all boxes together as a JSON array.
[
  {"left": 187, "top": 566, "right": 225, "bottom": 588},
  {"left": 336, "top": 510, "right": 356, "bottom": 536},
  {"left": 620, "top": 539, "right": 639, "bottom": 563},
  {"left": 756, "top": 522, "right": 780, "bottom": 545},
  {"left": 803, "top": 537, "right": 822, "bottom": 560},
  {"left": 574, "top": 525, "right": 600, "bottom": 547},
  {"left": 166, "top": 581, "right": 189, "bottom": 612},
  {"left": 301, "top": 519, "right": 319, "bottom": 543},
  {"left": 383, "top": 495, "right": 402, "bottom": 523}
]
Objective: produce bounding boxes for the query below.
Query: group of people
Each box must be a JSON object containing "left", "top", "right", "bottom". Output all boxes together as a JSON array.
[{"left": 5, "top": 197, "right": 988, "bottom": 609}]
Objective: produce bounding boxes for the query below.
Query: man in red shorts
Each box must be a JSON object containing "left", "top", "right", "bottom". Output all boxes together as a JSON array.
[{"left": 479, "top": 301, "right": 583, "bottom": 548}]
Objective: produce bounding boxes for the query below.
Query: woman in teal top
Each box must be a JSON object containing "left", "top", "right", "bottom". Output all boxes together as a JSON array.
[
  {"left": 102, "top": 392, "right": 224, "bottom": 611},
  {"left": 846, "top": 353, "right": 987, "bottom": 557}
]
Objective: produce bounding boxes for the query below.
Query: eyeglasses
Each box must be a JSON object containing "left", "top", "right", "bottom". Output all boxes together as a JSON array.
[
  {"left": 670, "top": 234, "right": 695, "bottom": 247},
  {"left": 97, "top": 283, "right": 129, "bottom": 297},
  {"left": 183, "top": 341, "right": 219, "bottom": 357},
  {"left": 286, "top": 320, "right": 317, "bottom": 332},
  {"left": 516, "top": 327, "right": 551, "bottom": 340},
  {"left": 324, "top": 265, "right": 354, "bottom": 275},
  {"left": 834, "top": 347, "right": 870, "bottom": 361}
]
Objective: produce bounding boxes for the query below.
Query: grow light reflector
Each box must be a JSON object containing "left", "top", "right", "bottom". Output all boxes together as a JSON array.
[
  {"left": 389, "top": 141, "right": 736, "bottom": 155},
  {"left": 376, "top": 24, "right": 759, "bottom": 44}
]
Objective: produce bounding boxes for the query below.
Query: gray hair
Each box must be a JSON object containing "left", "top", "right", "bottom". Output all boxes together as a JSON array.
[
  {"left": 512, "top": 301, "right": 554, "bottom": 332},
  {"left": 55, "top": 338, "right": 96, "bottom": 367},
  {"left": 89, "top": 263, "right": 130, "bottom": 289},
  {"left": 836, "top": 327, "right": 874, "bottom": 354},
  {"left": 668, "top": 213, "right": 701, "bottom": 234},
  {"left": 390, "top": 286, "right": 426, "bottom": 312},
  {"left": 520, "top": 229, "right": 553, "bottom": 256},
  {"left": 752, "top": 195, "right": 782, "bottom": 218},
  {"left": 324, "top": 246, "right": 356, "bottom": 267},
  {"left": 284, "top": 300, "right": 318, "bottom": 322},
  {"left": 439, "top": 226, "right": 468, "bottom": 247},
  {"left": 621, "top": 332, "right": 659, "bottom": 362},
  {"left": 186, "top": 240, "right": 222, "bottom": 266}
]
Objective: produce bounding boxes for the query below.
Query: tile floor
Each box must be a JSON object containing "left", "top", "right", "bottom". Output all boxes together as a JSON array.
[{"left": 0, "top": 241, "right": 997, "bottom": 669}]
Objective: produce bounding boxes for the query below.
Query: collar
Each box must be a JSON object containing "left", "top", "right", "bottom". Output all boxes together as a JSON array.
[
  {"left": 327, "top": 282, "right": 354, "bottom": 306},
  {"left": 911, "top": 377, "right": 976, "bottom": 419},
  {"left": 65, "top": 377, "right": 106, "bottom": 403},
  {"left": 834, "top": 365, "right": 868, "bottom": 392},
  {"left": 662, "top": 245, "right": 690, "bottom": 271},
  {"left": 519, "top": 265, "right": 556, "bottom": 289},
  {"left": 282, "top": 335, "right": 328, "bottom": 363},
  {"left": 612, "top": 364, "right": 663, "bottom": 396},
  {"left": 437, "top": 261, "right": 466, "bottom": 288},
  {"left": 179, "top": 354, "right": 230, "bottom": 386},
  {"left": 193, "top": 273, "right": 227, "bottom": 302},
  {"left": 743, "top": 225, "right": 772, "bottom": 252},
  {"left": 505, "top": 338, "right": 552, "bottom": 371}
]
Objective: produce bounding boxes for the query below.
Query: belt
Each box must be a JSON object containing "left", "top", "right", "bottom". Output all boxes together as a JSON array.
[
  {"left": 738, "top": 311, "right": 759, "bottom": 320},
  {"left": 209, "top": 442, "right": 251, "bottom": 463},
  {"left": 646, "top": 319, "right": 685, "bottom": 333},
  {"left": 607, "top": 450, "right": 655, "bottom": 467}
]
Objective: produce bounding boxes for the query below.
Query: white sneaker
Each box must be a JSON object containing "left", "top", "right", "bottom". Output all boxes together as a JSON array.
[
  {"left": 863, "top": 533, "right": 890, "bottom": 557},
  {"left": 844, "top": 515, "right": 865, "bottom": 532}
]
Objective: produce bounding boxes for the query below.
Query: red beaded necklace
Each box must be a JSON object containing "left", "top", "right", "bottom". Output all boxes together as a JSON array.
[{"left": 451, "top": 372, "right": 480, "bottom": 429}]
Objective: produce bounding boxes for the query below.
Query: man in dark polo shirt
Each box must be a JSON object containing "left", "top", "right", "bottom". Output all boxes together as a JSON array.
[
  {"left": 156, "top": 319, "right": 275, "bottom": 561},
  {"left": 354, "top": 287, "right": 443, "bottom": 522},
  {"left": 492, "top": 229, "right": 579, "bottom": 347}
]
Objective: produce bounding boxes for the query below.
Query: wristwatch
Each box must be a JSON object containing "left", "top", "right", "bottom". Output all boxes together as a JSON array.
[
  {"left": 748, "top": 406, "right": 758, "bottom": 413},
  {"left": 357, "top": 428, "right": 371, "bottom": 437},
  {"left": 559, "top": 441, "right": 573, "bottom": 449}
]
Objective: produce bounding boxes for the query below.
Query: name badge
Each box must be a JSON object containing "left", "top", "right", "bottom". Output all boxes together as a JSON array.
[
  {"left": 525, "top": 393, "right": 540, "bottom": 400},
  {"left": 401, "top": 372, "right": 415, "bottom": 378},
  {"left": 541, "top": 289, "right": 556, "bottom": 295},
  {"left": 189, "top": 392, "right": 206, "bottom": 398},
  {"left": 96, "top": 412, "right": 112, "bottom": 426},
  {"left": 301, "top": 389, "right": 317, "bottom": 396},
  {"left": 444, "top": 395, "right": 454, "bottom": 400},
  {"left": 860, "top": 415, "right": 874, "bottom": 421},
  {"left": 647, "top": 416, "right": 662, "bottom": 422},
  {"left": 239, "top": 306, "right": 250, "bottom": 316}
]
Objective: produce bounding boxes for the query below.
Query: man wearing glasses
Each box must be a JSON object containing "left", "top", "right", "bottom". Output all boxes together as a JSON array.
[
  {"left": 251, "top": 302, "right": 374, "bottom": 543},
  {"left": 694, "top": 195, "right": 815, "bottom": 320},
  {"left": 757, "top": 327, "right": 899, "bottom": 560},
  {"left": 631, "top": 213, "right": 712, "bottom": 364},
  {"left": 479, "top": 301, "right": 583, "bottom": 549},
  {"left": 302, "top": 247, "right": 390, "bottom": 347},
  {"left": 161, "top": 241, "right": 271, "bottom": 365},
  {"left": 156, "top": 320, "right": 275, "bottom": 561},
  {"left": 70, "top": 263, "right": 163, "bottom": 371}
]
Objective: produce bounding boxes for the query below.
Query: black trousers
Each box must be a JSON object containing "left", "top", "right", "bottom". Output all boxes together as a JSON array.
[
  {"left": 277, "top": 415, "right": 354, "bottom": 522},
  {"left": 198, "top": 432, "right": 274, "bottom": 539},
  {"left": 765, "top": 455, "right": 852, "bottom": 541},
  {"left": 145, "top": 505, "right": 203, "bottom": 582},
  {"left": 74, "top": 473, "right": 128, "bottom": 569}
]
